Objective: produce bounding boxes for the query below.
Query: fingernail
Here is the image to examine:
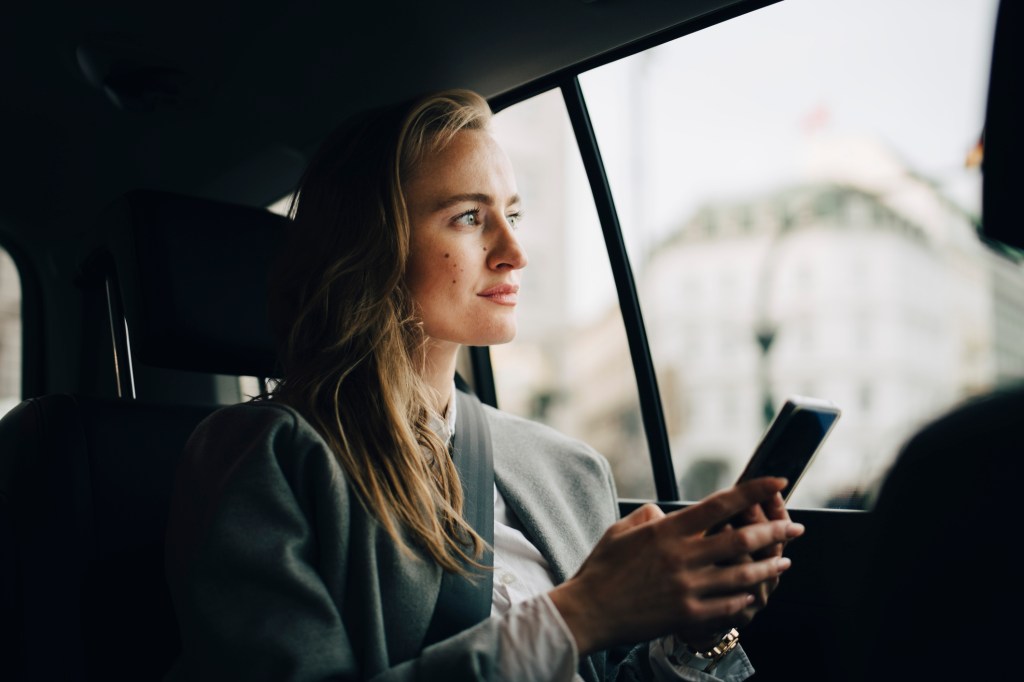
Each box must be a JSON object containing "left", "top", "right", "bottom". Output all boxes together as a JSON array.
[
  {"left": 775, "top": 557, "right": 792, "bottom": 571},
  {"left": 745, "top": 593, "right": 756, "bottom": 604},
  {"left": 786, "top": 522, "right": 805, "bottom": 537}
]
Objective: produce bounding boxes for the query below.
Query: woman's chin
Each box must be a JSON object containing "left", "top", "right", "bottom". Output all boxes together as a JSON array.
[
  {"left": 470, "top": 324, "right": 518, "bottom": 347},
  {"left": 425, "top": 324, "right": 518, "bottom": 348}
]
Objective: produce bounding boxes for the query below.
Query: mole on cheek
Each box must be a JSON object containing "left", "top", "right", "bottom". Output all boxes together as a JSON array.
[
  {"left": 444, "top": 253, "right": 449, "bottom": 258},
  {"left": 482, "top": 247, "right": 487, "bottom": 251}
]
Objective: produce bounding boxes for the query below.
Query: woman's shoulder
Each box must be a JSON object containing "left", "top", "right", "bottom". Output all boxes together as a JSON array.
[
  {"left": 189, "top": 400, "right": 321, "bottom": 447},
  {"left": 480, "top": 401, "right": 614, "bottom": 481},
  {"left": 182, "top": 400, "right": 343, "bottom": 490},
  {"left": 480, "top": 403, "right": 592, "bottom": 451},
  {"left": 480, "top": 401, "right": 620, "bottom": 531},
  {"left": 166, "top": 401, "right": 353, "bottom": 588}
]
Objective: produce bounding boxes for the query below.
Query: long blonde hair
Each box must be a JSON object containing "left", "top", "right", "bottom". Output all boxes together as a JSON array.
[{"left": 267, "top": 90, "right": 492, "bottom": 573}]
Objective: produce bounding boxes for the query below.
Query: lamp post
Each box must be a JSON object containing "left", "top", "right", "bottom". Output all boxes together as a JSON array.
[
  {"left": 755, "top": 324, "right": 777, "bottom": 428},
  {"left": 753, "top": 204, "right": 789, "bottom": 430}
]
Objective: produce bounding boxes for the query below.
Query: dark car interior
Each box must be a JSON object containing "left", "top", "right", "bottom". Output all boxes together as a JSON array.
[{"left": 1, "top": 0, "right": 1020, "bottom": 679}]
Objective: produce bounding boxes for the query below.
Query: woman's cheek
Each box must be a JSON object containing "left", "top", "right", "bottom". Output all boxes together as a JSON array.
[{"left": 441, "top": 252, "right": 457, "bottom": 285}]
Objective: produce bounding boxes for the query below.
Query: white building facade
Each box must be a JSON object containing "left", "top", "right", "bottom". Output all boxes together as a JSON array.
[{"left": 623, "top": 170, "right": 1022, "bottom": 506}]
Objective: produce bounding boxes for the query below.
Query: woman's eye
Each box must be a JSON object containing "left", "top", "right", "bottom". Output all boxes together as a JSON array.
[
  {"left": 453, "top": 210, "right": 479, "bottom": 226},
  {"left": 506, "top": 212, "right": 523, "bottom": 229}
]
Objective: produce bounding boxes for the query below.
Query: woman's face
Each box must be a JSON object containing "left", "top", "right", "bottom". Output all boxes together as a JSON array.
[{"left": 404, "top": 129, "right": 528, "bottom": 350}]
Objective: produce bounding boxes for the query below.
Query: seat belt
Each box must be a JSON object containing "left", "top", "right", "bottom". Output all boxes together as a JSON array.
[{"left": 422, "top": 389, "right": 495, "bottom": 647}]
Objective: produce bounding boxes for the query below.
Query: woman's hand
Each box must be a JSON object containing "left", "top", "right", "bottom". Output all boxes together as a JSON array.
[
  {"left": 548, "top": 477, "right": 804, "bottom": 656},
  {"left": 732, "top": 491, "right": 791, "bottom": 619},
  {"left": 684, "top": 491, "right": 793, "bottom": 650}
]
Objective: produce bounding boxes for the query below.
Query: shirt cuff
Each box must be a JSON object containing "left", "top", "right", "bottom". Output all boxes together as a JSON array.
[
  {"left": 495, "top": 593, "right": 579, "bottom": 682},
  {"left": 649, "top": 634, "right": 754, "bottom": 682}
]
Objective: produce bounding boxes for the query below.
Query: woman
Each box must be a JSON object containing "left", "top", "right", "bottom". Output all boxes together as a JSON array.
[{"left": 164, "top": 89, "right": 801, "bottom": 682}]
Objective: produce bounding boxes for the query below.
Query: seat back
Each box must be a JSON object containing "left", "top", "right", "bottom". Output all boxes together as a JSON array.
[
  {"left": 839, "top": 386, "right": 1023, "bottom": 680},
  {"left": 0, "top": 396, "right": 216, "bottom": 680},
  {"left": 0, "top": 191, "right": 286, "bottom": 680}
]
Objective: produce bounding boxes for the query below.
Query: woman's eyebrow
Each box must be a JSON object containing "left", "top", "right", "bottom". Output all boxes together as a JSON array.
[{"left": 433, "top": 193, "right": 521, "bottom": 211}]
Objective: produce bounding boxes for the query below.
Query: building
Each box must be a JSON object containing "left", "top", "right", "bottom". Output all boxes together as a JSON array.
[{"left": 568, "top": 139, "right": 1024, "bottom": 506}]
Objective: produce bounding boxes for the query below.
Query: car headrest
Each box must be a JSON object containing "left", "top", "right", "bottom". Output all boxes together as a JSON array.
[
  {"left": 95, "top": 190, "right": 287, "bottom": 378},
  {"left": 981, "top": 0, "right": 1021, "bottom": 249}
]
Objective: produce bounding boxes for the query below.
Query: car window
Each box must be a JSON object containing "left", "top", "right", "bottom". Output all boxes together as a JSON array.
[
  {"left": 490, "top": 90, "right": 656, "bottom": 499},
  {"left": 0, "top": 245, "right": 21, "bottom": 415},
  {"left": 578, "top": 0, "right": 1011, "bottom": 507}
]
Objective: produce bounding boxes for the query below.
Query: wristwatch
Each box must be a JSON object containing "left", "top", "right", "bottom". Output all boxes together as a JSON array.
[{"left": 687, "top": 628, "right": 740, "bottom": 674}]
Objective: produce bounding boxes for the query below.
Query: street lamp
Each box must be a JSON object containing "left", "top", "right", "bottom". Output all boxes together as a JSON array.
[{"left": 755, "top": 323, "right": 776, "bottom": 428}]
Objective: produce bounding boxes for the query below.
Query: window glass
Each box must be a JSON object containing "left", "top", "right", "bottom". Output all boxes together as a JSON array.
[
  {"left": 267, "top": 195, "right": 292, "bottom": 217},
  {"left": 490, "top": 90, "right": 655, "bottom": 499},
  {"left": 239, "top": 375, "right": 262, "bottom": 400},
  {"left": 580, "top": 0, "right": 1010, "bottom": 507},
  {"left": 0, "top": 245, "right": 22, "bottom": 415}
]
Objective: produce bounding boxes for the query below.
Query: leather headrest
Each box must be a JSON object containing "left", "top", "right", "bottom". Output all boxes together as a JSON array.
[{"left": 96, "top": 190, "right": 286, "bottom": 377}]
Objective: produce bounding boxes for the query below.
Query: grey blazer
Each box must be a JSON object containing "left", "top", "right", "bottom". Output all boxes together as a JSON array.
[{"left": 164, "top": 396, "right": 727, "bottom": 681}]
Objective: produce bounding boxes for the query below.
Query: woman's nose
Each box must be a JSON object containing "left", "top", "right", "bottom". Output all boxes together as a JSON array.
[{"left": 487, "top": 216, "right": 528, "bottom": 271}]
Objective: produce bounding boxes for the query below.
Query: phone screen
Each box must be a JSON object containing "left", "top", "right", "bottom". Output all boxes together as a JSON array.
[
  {"left": 705, "top": 398, "right": 839, "bottom": 535},
  {"left": 749, "top": 405, "right": 840, "bottom": 501}
]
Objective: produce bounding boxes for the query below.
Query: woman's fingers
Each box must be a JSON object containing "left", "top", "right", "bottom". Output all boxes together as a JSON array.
[
  {"left": 674, "top": 592, "right": 757, "bottom": 639},
  {"left": 751, "top": 493, "right": 790, "bottom": 560},
  {"left": 680, "top": 518, "right": 803, "bottom": 567},
  {"left": 552, "top": 481, "right": 802, "bottom": 654},
  {"left": 666, "top": 477, "right": 787, "bottom": 536},
  {"left": 605, "top": 503, "right": 665, "bottom": 538},
  {"left": 761, "top": 491, "right": 789, "bottom": 521},
  {"left": 691, "top": 555, "right": 793, "bottom": 595},
  {"left": 736, "top": 500, "right": 768, "bottom": 527},
  {"left": 625, "top": 502, "right": 666, "bottom": 526}
]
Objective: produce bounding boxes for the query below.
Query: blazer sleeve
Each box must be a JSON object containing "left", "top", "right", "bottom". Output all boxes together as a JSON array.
[
  {"left": 164, "top": 403, "right": 507, "bottom": 682},
  {"left": 514, "top": 425, "right": 754, "bottom": 682}
]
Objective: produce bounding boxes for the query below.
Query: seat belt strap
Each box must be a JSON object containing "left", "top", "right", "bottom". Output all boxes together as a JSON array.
[{"left": 422, "top": 389, "right": 495, "bottom": 647}]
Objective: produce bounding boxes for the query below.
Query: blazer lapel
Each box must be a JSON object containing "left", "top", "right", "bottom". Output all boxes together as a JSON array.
[{"left": 493, "top": 451, "right": 587, "bottom": 585}]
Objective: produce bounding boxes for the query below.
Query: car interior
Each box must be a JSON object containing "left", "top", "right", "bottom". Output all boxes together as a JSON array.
[{"left": 1, "top": 0, "right": 1019, "bottom": 680}]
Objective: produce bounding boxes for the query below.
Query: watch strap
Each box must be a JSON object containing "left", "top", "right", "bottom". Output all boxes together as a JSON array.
[{"left": 687, "top": 628, "right": 740, "bottom": 674}]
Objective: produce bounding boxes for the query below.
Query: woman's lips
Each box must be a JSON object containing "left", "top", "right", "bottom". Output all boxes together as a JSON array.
[{"left": 477, "top": 283, "right": 519, "bottom": 306}]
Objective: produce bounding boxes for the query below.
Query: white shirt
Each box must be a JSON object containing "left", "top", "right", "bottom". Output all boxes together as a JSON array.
[{"left": 431, "top": 388, "right": 749, "bottom": 682}]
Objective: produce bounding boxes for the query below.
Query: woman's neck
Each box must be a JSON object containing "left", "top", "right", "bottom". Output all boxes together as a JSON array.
[{"left": 421, "top": 340, "right": 458, "bottom": 415}]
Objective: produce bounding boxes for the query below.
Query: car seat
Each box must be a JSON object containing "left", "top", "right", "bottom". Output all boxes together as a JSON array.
[{"left": 0, "top": 190, "right": 285, "bottom": 681}]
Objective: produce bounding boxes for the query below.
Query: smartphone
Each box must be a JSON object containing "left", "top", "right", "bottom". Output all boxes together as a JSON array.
[
  {"left": 737, "top": 395, "right": 841, "bottom": 501},
  {"left": 707, "top": 396, "right": 840, "bottom": 534}
]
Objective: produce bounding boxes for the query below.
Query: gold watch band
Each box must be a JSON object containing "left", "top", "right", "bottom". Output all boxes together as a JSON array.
[{"left": 687, "top": 628, "right": 740, "bottom": 674}]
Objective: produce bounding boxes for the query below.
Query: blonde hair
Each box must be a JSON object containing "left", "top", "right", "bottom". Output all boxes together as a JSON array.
[{"left": 268, "top": 90, "right": 492, "bottom": 574}]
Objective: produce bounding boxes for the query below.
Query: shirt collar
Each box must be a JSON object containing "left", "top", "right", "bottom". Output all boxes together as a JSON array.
[{"left": 426, "top": 381, "right": 457, "bottom": 446}]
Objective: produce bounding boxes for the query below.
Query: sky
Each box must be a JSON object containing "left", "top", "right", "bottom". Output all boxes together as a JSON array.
[{"left": 559, "top": 0, "right": 1000, "bottom": 320}]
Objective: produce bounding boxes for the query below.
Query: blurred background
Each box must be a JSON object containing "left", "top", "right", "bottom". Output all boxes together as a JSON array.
[{"left": 487, "top": 0, "right": 1017, "bottom": 507}]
